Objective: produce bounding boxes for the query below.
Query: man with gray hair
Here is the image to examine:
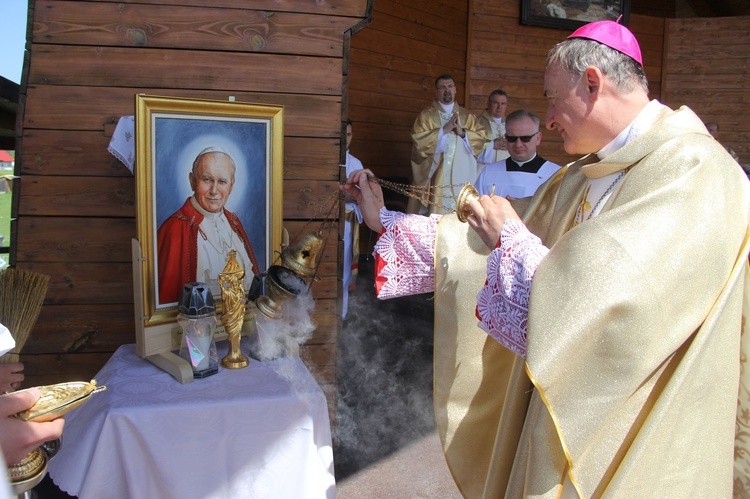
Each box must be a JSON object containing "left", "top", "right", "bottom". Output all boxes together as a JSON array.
[
  {"left": 344, "top": 20, "right": 750, "bottom": 497},
  {"left": 157, "top": 147, "right": 258, "bottom": 305},
  {"left": 474, "top": 109, "right": 560, "bottom": 198},
  {"left": 475, "top": 89, "right": 511, "bottom": 169}
]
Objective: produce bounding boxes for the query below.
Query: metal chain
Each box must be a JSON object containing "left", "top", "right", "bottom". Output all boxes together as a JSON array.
[{"left": 366, "top": 174, "right": 465, "bottom": 214}]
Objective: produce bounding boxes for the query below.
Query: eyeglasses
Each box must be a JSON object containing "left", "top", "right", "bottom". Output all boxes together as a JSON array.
[{"left": 505, "top": 132, "right": 538, "bottom": 143}]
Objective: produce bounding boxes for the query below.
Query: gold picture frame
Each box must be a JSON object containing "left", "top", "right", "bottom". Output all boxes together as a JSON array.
[{"left": 134, "top": 94, "right": 283, "bottom": 332}]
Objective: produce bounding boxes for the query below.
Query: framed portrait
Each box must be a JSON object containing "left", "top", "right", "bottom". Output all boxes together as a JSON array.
[
  {"left": 135, "top": 95, "right": 283, "bottom": 328},
  {"left": 521, "top": 0, "right": 630, "bottom": 31}
]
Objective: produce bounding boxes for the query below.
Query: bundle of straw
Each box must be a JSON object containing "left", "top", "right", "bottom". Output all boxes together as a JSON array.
[{"left": 0, "top": 268, "right": 50, "bottom": 364}]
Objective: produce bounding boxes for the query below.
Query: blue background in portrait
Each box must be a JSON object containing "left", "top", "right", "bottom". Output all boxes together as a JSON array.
[{"left": 154, "top": 116, "right": 268, "bottom": 272}]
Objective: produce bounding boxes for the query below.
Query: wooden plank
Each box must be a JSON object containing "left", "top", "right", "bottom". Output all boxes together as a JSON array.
[
  {"left": 15, "top": 216, "right": 136, "bottom": 262},
  {"left": 349, "top": 46, "right": 460, "bottom": 83},
  {"left": 29, "top": 46, "right": 342, "bottom": 96},
  {"left": 629, "top": 13, "right": 666, "bottom": 35},
  {"left": 472, "top": 15, "right": 567, "bottom": 44},
  {"left": 23, "top": 303, "right": 137, "bottom": 354},
  {"left": 684, "top": 101, "right": 750, "bottom": 117},
  {"left": 351, "top": 27, "right": 466, "bottom": 70},
  {"left": 18, "top": 176, "right": 135, "bottom": 217},
  {"left": 346, "top": 121, "right": 412, "bottom": 145},
  {"left": 665, "top": 58, "right": 750, "bottom": 75},
  {"left": 374, "top": 1, "right": 467, "bottom": 36},
  {"left": 362, "top": 10, "right": 462, "bottom": 48},
  {"left": 667, "top": 41, "right": 750, "bottom": 59},
  {"left": 348, "top": 65, "right": 467, "bottom": 105},
  {"left": 665, "top": 73, "right": 750, "bottom": 89},
  {"left": 472, "top": 30, "right": 560, "bottom": 57},
  {"left": 23, "top": 85, "right": 342, "bottom": 138},
  {"left": 667, "top": 16, "right": 750, "bottom": 34},
  {"left": 17, "top": 261, "right": 134, "bottom": 305},
  {"left": 472, "top": 0, "right": 519, "bottom": 17},
  {"left": 347, "top": 139, "right": 411, "bottom": 168},
  {"left": 19, "top": 352, "right": 114, "bottom": 388},
  {"left": 663, "top": 88, "right": 746, "bottom": 104},
  {"left": 20, "top": 129, "right": 132, "bottom": 176},
  {"left": 348, "top": 88, "right": 432, "bottom": 116},
  {"left": 472, "top": 51, "right": 551, "bottom": 74},
  {"left": 34, "top": 0, "right": 359, "bottom": 57},
  {"left": 283, "top": 179, "right": 341, "bottom": 220},
  {"left": 309, "top": 322, "right": 339, "bottom": 345},
  {"left": 79, "top": 0, "right": 369, "bottom": 17},
  {"left": 347, "top": 103, "right": 416, "bottom": 127},
  {"left": 300, "top": 343, "right": 334, "bottom": 367},
  {"left": 284, "top": 138, "right": 341, "bottom": 181},
  {"left": 468, "top": 77, "right": 545, "bottom": 100}
]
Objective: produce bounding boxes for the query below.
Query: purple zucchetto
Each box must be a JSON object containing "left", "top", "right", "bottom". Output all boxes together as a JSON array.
[{"left": 567, "top": 20, "right": 643, "bottom": 66}]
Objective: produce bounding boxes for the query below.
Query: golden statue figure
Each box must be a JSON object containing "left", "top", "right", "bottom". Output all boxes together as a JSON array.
[{"left": 218, "top": 250, "right": 249, "bottom": 369}]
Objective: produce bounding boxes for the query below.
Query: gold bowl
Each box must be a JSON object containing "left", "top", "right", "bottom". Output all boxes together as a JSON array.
[
  {"left": 456, "top": 183, "right": 480, "bottom": 223},
  {"left": 8, "top": 447, "right": 47, "bottom": 484}
]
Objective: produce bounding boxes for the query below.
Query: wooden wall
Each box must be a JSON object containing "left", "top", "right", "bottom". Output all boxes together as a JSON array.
[
  {"left": 348, "top": 1, "right": 666, "bottom": 200},
  {"left": 15, "top": 0, "right": 369, "bottom": 405},
  {"left": 662, "top": 16, "right": 750, "bottom": 165},
  {"left": 348, "top": 1, "right": 470, "bottom": 184}
]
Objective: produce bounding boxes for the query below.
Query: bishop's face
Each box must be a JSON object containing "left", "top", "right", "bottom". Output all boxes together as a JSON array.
[
  {"left": 544, "top": 63, "right": 594, "bottom": 154},
  {"left": 189, "top": 152, "right": 236, "bottom": 213}
]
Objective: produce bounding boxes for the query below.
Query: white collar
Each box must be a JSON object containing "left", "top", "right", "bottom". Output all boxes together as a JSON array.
[
  {"left": 512, "top": 153, "right": 538, "bottom": 168},
  {"left": 597, "top": 100, "right": 664, "bottom": 159},
  {"left": 190, "top": 196, "right": 225, "bottom": 220},
  {"left": 439, "top": 101, "right": 455, "bottom": 113}
]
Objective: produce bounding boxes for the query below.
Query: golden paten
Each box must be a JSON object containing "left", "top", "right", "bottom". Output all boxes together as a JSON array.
[{"left": 16, "top": 379, "right": 107, "bottom": 423}]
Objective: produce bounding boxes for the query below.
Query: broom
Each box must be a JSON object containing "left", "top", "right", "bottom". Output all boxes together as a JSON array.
[{"left": 0, "top": 268, "right": 50, "bottom": 364}]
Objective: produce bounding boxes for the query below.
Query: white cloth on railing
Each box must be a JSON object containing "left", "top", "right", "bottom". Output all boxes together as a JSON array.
[{"left": 107, "top": 116, "right": 135, "bottom": 173}]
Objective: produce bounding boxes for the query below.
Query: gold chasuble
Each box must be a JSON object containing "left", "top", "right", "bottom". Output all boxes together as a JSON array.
[
  {"left": 409, "top": 102, "right": 487, "bottom": 215},
  {"left": 433, "top": 105, "right": 750, "bottom": 498}
]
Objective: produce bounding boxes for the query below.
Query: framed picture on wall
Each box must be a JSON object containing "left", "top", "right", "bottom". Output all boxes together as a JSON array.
[
  {"left": 521, "top": 0, "right": 630, "bottom": 30},
  {"left": 135, "top": 94, "right": 284, "bottom": 327}
]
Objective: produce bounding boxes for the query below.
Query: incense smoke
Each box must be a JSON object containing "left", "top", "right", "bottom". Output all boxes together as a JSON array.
[
  {"left": 249, "top": 291, "right": 317, "bottom": 362},
  {"left": 334, "top": 264, "right": 436, "bottom": 479}
]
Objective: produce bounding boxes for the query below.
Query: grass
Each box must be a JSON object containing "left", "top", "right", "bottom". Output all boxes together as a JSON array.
[{"left": 0, "top": 188, "right": 11, "bottom": 265}]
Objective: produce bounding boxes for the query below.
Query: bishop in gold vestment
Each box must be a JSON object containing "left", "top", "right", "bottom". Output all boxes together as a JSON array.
[
  {"left": 434, "top": 103, "right": 750, "bottom": 498},
  {"left": 342, "top": 20, "right": 750, "bottom": 499}
]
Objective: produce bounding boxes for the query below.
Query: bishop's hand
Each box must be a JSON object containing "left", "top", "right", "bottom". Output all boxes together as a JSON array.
[
  {"left": 341, "top": 169, "right": 385, "bottom": 233},
  {"left": 467, "top": 194, "right": 521, "bottom": 250}
]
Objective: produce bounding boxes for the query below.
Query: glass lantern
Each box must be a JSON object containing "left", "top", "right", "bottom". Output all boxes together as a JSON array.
[{"left": 177, "top": 282, "right": 219, "bottom": 378}]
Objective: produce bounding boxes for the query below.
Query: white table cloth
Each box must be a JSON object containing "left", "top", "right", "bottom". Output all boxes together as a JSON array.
[{"left": 48, "top": 342, "right": 335, "bottom": 499}]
